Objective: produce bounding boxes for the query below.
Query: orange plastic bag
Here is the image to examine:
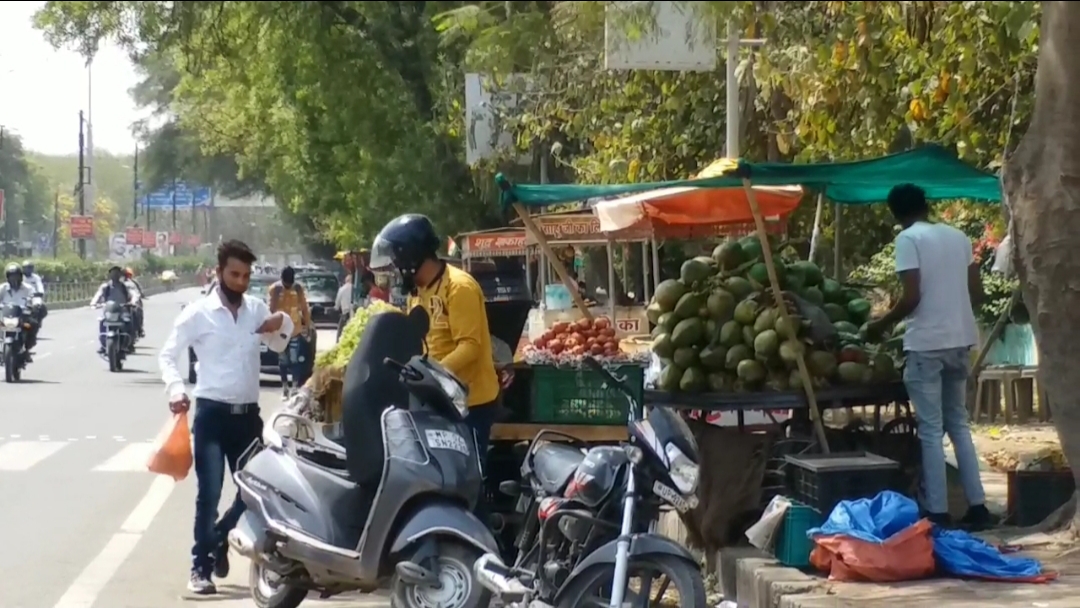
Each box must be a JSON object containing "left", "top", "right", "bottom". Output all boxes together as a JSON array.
[
  {"left": 809, "top": 519, "right": 936, "bottom": 582},
  {"left": 147, "top": 412, "right": 193, "bottom": 481}
]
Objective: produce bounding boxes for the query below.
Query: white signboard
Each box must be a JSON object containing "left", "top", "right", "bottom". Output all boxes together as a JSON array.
[
  {"left": 464, "top": 73, "right": 533, "bottom": 166},
  {"left": 214, "top": 193, "right": 276, "bottom": 208},
  {"left": 605, "top": 1, "right": 717, "bottom": 71}
]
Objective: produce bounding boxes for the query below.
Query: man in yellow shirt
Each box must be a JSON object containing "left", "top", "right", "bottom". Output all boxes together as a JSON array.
[
  {"left": 371, "top": 214, "right": 500, "bottom": 516},
  {"left": 269, "top": 266, "right": 312, "bottom": 396}
]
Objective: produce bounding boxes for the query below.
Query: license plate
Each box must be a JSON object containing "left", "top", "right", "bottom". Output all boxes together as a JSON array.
[
  {"left": 424, "top": 429, "right": 470, "bottom": 456},
  {"left": 260, "top": 344, "right": 268, "bottom": 353},
  {"left": 653, "top": 480, "right": 698, "bottom": 513}
]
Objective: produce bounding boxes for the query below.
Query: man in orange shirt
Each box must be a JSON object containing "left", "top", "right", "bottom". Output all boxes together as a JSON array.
[{"left": 269, "top": 266, "right": 312, "bottom": 396}]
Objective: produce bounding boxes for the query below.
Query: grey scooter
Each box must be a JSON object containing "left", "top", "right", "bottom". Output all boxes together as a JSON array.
[{"left": 229, "top": 308, "right": 497, "bottom": 608}]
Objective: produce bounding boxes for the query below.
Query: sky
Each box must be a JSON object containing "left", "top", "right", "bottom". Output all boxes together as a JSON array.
[{"left": 0, "top": 2, "right": 145, "bottom": 156}]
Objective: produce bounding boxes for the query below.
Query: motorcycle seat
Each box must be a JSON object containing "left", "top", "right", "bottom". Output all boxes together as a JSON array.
[{"left": 532, "top": 443, "right": 587, "bottom": 496}]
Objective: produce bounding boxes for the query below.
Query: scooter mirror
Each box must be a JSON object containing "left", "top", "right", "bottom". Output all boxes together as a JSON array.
[{"left": 407, "top": 306, "right": 430, "bottom": 338}]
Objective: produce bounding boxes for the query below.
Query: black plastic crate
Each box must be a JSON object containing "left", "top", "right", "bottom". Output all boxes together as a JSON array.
[
  {"left": 1007, "top": 469, "right": 1076, "bottom": 527},
  {"left": 785, "top": 452, "right": 901, "bottom": 516}
]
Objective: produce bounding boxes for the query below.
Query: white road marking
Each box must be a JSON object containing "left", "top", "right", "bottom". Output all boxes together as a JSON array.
[
  {"left": 36, "top": 352, "right": 51, "bottom": 360},
  {"left": 0, "top": 441, "right": 68, "bottom": 471},
  {"left": 92, "top": 442, "right": 154, "bottom": 472},
  {"left": 52, "top": 476, "right": 175, "bottom": 608}
]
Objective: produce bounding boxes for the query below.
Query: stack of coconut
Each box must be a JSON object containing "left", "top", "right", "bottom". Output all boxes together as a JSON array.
[{"left": 648, "top": 236, "right": 903, "bottom": 394}]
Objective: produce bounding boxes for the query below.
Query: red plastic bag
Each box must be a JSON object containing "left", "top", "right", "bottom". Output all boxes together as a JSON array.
[
  {"left": 147, "top": 412, "right": 193, "bottom": 481},
  {"left": 809, "top": 519, "right": 936, "bottom": 582}
]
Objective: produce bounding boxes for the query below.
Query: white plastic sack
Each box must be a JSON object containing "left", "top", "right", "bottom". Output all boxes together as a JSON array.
[
  {"left": 745, "top": 495, "right": 791, "bottom": 550},
  {"left": 644, "top": 353, "right": 663, "bottom": 389},
  {"left": 992, "top": 231, "right": 1014, "bottom": 277}
]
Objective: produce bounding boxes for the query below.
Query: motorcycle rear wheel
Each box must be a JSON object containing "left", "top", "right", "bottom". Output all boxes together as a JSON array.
[
  {"left": 555, "top": 553, "right": 706, "bottom": 608},
  {"left": 249, "top": 561, "right": 307, "bottom": 608},
  {"left": 390, "top": 542, "right": 491, "bottom": 608}
]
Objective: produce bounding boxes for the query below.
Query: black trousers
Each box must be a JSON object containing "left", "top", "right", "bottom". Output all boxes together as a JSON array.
[{"left": 191, "top": 399, "right": 263, "bottom": 575}]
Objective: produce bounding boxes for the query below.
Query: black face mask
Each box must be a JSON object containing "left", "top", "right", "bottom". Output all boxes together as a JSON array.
[{"left": 219, "top": 281, "right": 244, "bottom": 305}]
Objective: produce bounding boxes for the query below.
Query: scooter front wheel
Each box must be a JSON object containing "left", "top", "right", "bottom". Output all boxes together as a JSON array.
[
  {"left": 249, "top": 561, "right": 307, "bottom": 608},
  {"left": 390, "top": 542, "right": 491, "bottom": 608}
]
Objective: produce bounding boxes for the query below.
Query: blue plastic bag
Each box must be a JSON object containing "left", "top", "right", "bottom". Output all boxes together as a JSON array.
[
  {"left": 807, "top": 491, "right": 920, "bottom": 543},
  {"left": 933, "top": 528, "right": 1054, "bottom": 582}
]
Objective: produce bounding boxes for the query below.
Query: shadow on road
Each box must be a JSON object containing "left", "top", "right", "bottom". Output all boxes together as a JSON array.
[{"left": 5, "top": 379, "right": 59, "bottom": 385}]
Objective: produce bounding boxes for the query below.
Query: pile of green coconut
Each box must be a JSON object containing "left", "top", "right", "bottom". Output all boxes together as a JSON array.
[{"left": 647, "top": 235, "right": 904, "bottom": 394}]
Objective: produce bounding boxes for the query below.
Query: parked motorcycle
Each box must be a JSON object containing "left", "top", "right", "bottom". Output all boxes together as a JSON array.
[
  {"left": 1, "top": 304, "right": 29, "bottom": 382},
  {"left": 475, "top": 358, "right": 707, "bottom": 608},
  {"left": 99, "top": 301, "right": 133, "bottom": 372},
  {"left": 228, "top": 307, "right": 497, "bottom": 608}
]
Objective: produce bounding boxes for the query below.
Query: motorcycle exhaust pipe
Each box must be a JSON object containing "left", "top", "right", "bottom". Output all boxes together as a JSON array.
[
  {"left": 227, "top": 528, "right": 256, "bottom": 558},
  {"left": 473, "top": 553, "right": 529, "bottom": 600}
]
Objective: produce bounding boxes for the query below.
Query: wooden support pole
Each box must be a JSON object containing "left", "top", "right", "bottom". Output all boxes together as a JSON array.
[
  {"left": 742, "top": 179, "right": 831, "bottom": 454},
  {"left": 512, "top": 203, "right": 594, "bottom": 320}
]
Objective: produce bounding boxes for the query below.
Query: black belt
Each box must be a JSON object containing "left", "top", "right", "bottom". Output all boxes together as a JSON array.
[{"left": 196, "top": 398, "right": 260, "bottom": 415}]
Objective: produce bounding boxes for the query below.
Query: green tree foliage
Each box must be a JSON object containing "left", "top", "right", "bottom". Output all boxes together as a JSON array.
[
  {"left": 0, "top": 131, "right": 55, "bottom": 249},
  {"left": 34, "top": 1, "right": 506, "bottom": 249},
  {"left": 436, "top": 1, "right": 1036, "bottom": 273}
]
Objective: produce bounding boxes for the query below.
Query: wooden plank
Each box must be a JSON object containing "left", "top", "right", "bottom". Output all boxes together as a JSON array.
[{"left": 491, "top": 423, "right": 627, "bottom": 442}]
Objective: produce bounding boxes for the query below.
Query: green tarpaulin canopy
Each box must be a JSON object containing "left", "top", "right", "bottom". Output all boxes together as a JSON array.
[{"left": 497, "top": 145, "right": 1001, "bottom": 207}]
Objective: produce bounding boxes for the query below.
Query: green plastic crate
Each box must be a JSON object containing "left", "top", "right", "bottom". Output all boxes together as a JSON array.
[
  {"left": 530, "top": 364, "right": 644, "bottom": 425},
  {"left": 773, "top": 500, "right": 823, "bottom": 568}
]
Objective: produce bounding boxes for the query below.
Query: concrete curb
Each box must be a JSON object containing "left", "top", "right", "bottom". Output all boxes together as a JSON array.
[{"left": 718, "top": 547, "right": 831, "bottom": 608}]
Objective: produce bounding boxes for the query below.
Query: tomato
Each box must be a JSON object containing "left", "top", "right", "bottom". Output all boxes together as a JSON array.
[
  {"left": 542, "top": 330, "right": 556, "bottom": 342},
  {"left": 571, "top": 345, "right": 586, "bottom": 356},
  {"left": 549, "top": 340, "right": 564, "bottom": 354},
  {"left": 534, "top": 337, "right": 549, "bottom": 349},
  {"left": 603, "top": 340, "right": 618, "bottom": 351},
  {"left": 594, "top": 317, "right": 611, "bottom": 330},
  {"left": 552, "top": 322, "right": 570, "bottom": 334},
  {"left": 599, "top": 327, "right": 616, "bottom": 339},
  {"left": 576, "top": 318, "right": 592, "bottom": 331},
  {"left": 590, "top": 343, "right": 604, "bottom": 356},
  {"left": 585, "top": 337, "right": 597, "bottom": 347},
  {"left": 569, "top": 332, "right": 584, "bottom": 343}
]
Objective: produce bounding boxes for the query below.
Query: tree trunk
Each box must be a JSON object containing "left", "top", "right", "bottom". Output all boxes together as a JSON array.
[{"left": 1002, "top": 1, "right": 1080, "bottom": 531}]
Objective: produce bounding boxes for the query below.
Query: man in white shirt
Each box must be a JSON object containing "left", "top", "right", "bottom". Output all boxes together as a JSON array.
[
  {"left": 335, "top": 273, "right": 354, "bottom": 339},
  {"left": 21, "top": 261, "right": 44, "bottom": 295},
  {"left": 158, "top": 240, "right": 293, "bottom": 595},
  {"left": 866, "top": 184, "right": 988, "bottom": 530},
  {"left": 0, "top": 264, "right": 39, "bottom": 358}
]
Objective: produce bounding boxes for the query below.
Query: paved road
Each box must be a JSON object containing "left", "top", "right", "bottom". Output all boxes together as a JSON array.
[{"left": 0, "top": 288, "right": 389, "bottom": 608}]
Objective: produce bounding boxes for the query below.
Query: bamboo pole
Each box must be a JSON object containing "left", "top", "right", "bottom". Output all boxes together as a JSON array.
[
  {"left": 512, "top": 203, "right": 594, "bottom": 320},
  {"left": 741, "top": 179, "right": 831, "bottom": 454}
]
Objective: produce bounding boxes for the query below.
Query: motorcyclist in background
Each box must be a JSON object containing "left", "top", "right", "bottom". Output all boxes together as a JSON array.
[
  {"left": 371, "top": 214, "right": 500, "bottom": 521},
  {"left": 22, "top": 261, "right": 45, "bottom": 296},
  {"left": 0, "top": 264, "right": 39, "bottom": 360},
  {"left": 124, "top": 267, "right": 146, "bottom": 337},
  {"left": 21, "top": 261, "right": 47, "bottom": 327},
  {"left": 91, "top": 266, "right": 136, "bottom": 355}
]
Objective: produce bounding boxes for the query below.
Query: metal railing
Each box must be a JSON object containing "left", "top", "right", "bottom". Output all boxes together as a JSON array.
[{"left": 41, "top": 274, "right": 199, "bottom": 307}]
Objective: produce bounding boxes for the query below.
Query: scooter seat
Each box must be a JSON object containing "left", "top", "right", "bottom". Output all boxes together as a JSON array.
[{"left": 532, "top": 443, "right": 586, "bottom": 496}]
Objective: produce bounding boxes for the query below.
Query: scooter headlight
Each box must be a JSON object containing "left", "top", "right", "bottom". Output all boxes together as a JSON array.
[
  {"left": 663, "top": 443, "right": 700, "bottom": 495},
  {"left": 2, "top": 318, "right": 18, "bottom": 329}
]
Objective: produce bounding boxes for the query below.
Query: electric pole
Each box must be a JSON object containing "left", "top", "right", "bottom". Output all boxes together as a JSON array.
[
  {"left": 77, "top": 111, "right": 86, "bottom": 260},
  {"left": 132, "top": 144, "right": 139, "bottom": 219}
]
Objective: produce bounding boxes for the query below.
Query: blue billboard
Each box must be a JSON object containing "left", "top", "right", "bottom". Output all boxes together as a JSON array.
[{"left": 141, "top": 182, "right": 212, "bottom": 209}]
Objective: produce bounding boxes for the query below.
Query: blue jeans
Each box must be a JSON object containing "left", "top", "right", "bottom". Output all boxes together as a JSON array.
[
  {"left": 278, "top": 336, "right": 311, "bottom": 387},
  {"left": 465, "top": 401, "right": 499, "bottom": 523},
  {"left": 904, "top": 348, "right": 986, "bottom": 514},
  {"left": 192, "top": 399, "right": 263, "bottom": 575}
]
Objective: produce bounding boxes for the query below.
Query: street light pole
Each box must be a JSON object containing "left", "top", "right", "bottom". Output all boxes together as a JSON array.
[
  {"left": 77, "top": 111, "right": 86, "bottom": 260},
  {"left": 724, "top": 22, "right": 765, "bottom": 158}
]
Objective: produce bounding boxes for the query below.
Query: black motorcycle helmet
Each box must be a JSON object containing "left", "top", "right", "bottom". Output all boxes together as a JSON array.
[
  {"left": 5, "top": 263, "right": 22, "bottom": 286},
  {"left": 370, "top": 214, "right": 441, "bottom": 292}
]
